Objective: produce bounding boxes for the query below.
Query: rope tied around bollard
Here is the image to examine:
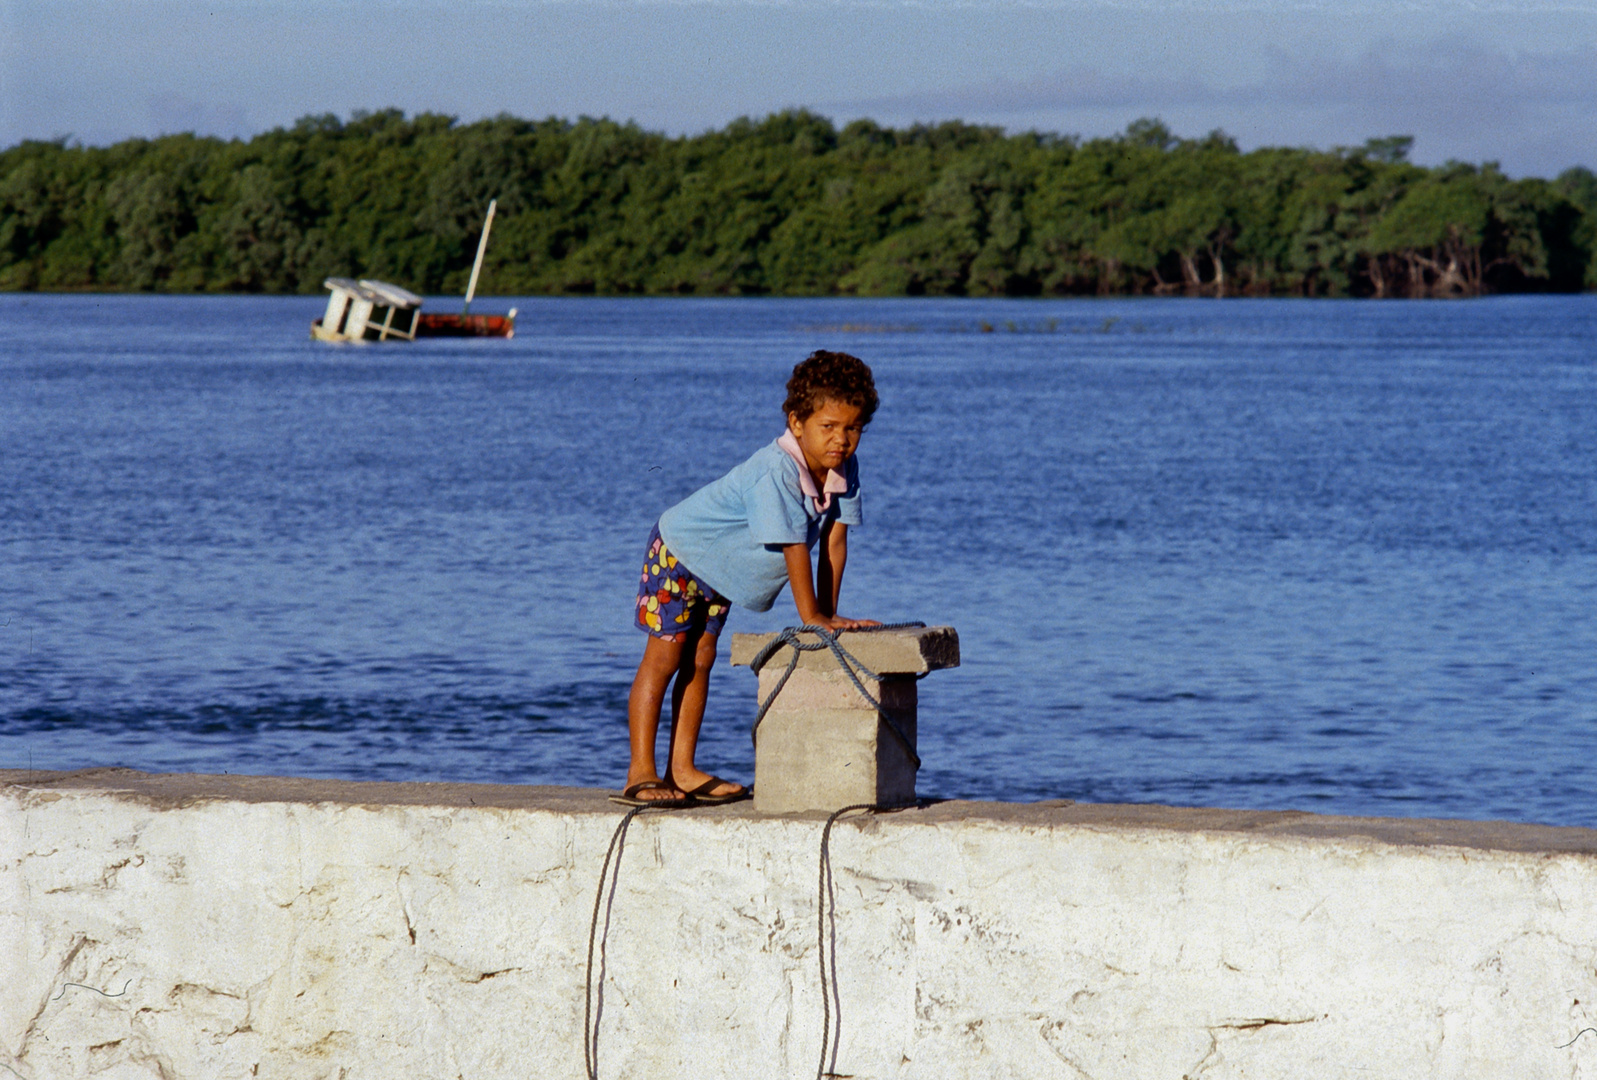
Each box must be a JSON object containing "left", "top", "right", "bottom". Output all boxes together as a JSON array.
[
  {"left": 585, "top": 624, "right": 937, "bottom": 1078},
  {"left": 747, "top": 623, "right": 926, "bottom": 770}
]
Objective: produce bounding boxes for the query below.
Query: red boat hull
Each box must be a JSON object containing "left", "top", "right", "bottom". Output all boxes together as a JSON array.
[{"left": 416, "top": 313, "right": 515, "bottom": 338}]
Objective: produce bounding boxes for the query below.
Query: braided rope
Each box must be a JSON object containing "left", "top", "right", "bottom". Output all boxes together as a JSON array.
[
  {"left": 816, "top": 803, "right": 877, "bottom": 1080},
  {"left": 748, "top": 623, "right": 926, "bottom": 770},
  {"left": 584, "top": 804, "right": 667, "bottom": 1080}
]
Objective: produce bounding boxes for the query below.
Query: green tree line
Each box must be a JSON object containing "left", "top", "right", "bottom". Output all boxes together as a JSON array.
[{"left": 3, "top": 109, "right": 1594, "bottom": 297}]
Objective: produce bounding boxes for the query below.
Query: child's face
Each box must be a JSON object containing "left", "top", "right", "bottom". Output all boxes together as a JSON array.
[{"left": 787, "top": 398, "right": 865, "bottom": 476}]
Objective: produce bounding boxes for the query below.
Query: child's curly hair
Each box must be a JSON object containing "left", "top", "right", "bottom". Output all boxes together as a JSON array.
[{"left": 783, "top": 350, "right": 878, "bottom": 425}]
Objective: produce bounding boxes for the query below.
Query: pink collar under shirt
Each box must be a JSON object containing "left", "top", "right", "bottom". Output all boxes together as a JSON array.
[{"left": 777, "top": 430, "right": 849, "bottom": 514}]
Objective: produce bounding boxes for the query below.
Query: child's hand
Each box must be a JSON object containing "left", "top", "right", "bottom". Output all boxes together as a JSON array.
[{"left": 809, "top": 615, "right": 881, "bottom": 632}]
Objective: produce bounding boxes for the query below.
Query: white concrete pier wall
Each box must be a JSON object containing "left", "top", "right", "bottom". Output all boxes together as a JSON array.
[{"left": 5, "top": 769, "right": 1597, "bottom": 1079}]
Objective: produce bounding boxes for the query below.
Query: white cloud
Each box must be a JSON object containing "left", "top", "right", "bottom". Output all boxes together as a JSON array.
[
  {"left": 829, "top": 36, "right": 1597, "bottom": 172},
  {"left": 843, "top": 37, "right": 1597, "bottom": 118},
  {"left": 6, "top": 0, "right": 1595, "bottom": 174},
  {"left": 1252, "top": 37, "right": 1597, "bottom": 115}
]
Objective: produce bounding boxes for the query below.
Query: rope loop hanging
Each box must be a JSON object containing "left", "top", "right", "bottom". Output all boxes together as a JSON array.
[
  {"left": 747, "top": 623, "right": 925, "bottom": 770},
  {"left": 584, "top": 804, "right": 655, "bottom": 1080},
  {"left": 815, "top": 802, "right": 879, "bottom": 1080}
]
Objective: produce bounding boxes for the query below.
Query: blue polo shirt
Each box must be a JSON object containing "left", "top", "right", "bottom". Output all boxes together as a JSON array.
[{"left": 657, "top": 438, "right": 863, "bottom": 612}]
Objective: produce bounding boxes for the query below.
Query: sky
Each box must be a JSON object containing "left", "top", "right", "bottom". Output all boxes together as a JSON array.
[{"left": 4, "top": 0, "right": 1596, "bottom": 177}]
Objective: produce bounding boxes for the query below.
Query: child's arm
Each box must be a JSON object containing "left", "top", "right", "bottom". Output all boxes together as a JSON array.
[
  {"left": 783, "top": 523, "right": 879, "bottom": 632},
  {"left": 817, "top": 520, "right": 847, "bottom": 617}
]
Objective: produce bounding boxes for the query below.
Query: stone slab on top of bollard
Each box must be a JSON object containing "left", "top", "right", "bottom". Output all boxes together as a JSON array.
[
  {"left": 731, "top": 625, "right": 959, "bottom": 814},
  {"left": 728, "top": 624, "right": 960, "bottom": 675}
]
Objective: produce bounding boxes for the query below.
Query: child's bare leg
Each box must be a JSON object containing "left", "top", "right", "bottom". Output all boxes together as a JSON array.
[
  {"left": 625, "top": 635, "right": 687, "bottom": 800},
  {"left": 664, "top": 631, "right": 744, "bottom": 798}
]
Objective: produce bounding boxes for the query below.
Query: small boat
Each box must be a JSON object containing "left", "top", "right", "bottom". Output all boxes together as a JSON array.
[
  {"left": 310, "top": 200, "right": 515, "bottom": 342},
  {"left": 312, "top": 278, "right": 425, "bottom": 342},
  {"left": 416, "top": 312, "right": 517, "bottom": 338}
]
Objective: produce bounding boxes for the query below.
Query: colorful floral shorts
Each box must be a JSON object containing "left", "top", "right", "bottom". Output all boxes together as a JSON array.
[{"left": 634, "top": 524, "right": 730, "bottom": 641}]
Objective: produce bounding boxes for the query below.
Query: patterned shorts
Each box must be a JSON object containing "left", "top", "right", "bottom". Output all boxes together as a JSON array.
[{"left": 634, "top": 524, "right": 730, "bottom": 641}]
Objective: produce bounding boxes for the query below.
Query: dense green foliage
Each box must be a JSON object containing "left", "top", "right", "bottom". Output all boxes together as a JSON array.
[{"left": 3, "top": 110, "right": 1594, "bottom": 297}]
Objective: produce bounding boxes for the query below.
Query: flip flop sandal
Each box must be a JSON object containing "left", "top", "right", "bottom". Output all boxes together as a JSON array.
[
  {"left": 609, "top": 780, "right": 690, "bottom": 808},
  {"left": 684, "top": 776, "right": 750, "bottom": 805}
]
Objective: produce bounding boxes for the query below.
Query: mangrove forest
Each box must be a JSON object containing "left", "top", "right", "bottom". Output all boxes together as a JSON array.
[{"left": 2, "top": 109, "right": 1594, "bottom": 298}]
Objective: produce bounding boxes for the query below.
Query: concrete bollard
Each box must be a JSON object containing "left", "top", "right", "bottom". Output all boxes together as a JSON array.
[{"left": 730, "top": 625, "right": 959, "bottom": 814}]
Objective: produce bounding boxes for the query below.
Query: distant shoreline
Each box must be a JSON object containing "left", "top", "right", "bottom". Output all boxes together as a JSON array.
[
  {"left": 4, "top": 290, "right": 1591, "bottom": 303},
  {"left": 4, "top": 110, "right": 1594, "bottom": 299}
]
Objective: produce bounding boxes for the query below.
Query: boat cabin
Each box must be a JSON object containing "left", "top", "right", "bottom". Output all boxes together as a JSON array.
[{"left": 313, "top": 278, "right": 424, "bottom": 342}]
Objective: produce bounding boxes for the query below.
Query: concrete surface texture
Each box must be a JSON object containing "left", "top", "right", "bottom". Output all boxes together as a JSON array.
[
  {"left": 732, "top": 625, "right": 959, "bottom": 814},
  {"left": 5, "top": 768, "right": 1597, "bottom": 1079},
  {"left": 748, "top": 667, "right": 920, "bottom": 812}
]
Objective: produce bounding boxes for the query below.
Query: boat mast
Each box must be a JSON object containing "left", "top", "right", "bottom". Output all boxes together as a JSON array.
[{"left": 462, "top": 199, "right": 497, "bottom": 314}]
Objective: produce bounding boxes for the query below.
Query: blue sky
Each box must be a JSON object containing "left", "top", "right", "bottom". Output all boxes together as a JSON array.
[{"left": 4, "top": 0, "right": 1596, "bottom": 177}]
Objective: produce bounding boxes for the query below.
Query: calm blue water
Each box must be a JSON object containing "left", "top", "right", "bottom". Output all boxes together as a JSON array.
[{"left": 2, "top": 293, "right": 1595, "bottom": 826}]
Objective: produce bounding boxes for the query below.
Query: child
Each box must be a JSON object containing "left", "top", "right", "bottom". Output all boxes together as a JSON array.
[{"left": 616, "top": 350, "right": 881, "bottom": 806}]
